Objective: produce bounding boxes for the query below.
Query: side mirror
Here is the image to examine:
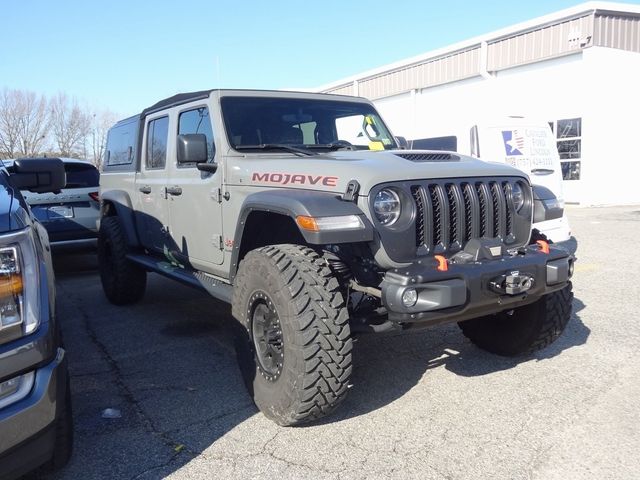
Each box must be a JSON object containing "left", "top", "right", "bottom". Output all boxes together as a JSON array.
[
  {"left": 9, "top": 158, "right": 66, "bottom": 193},
  {"left": 177, "top": 134, "right": 209, "bottom": 164},
  {"left": 395, "top": 136, "right": 408, "bottom": 149}
]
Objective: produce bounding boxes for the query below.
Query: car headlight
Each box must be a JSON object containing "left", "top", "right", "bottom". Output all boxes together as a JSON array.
[
  {"left": 0, "top": 228, "right": 40, "bottom": 344},
  {"left": 510, "top": 182, "right": 525, "bottom": 212},
  {"left": 373, "top": 189, "right": 401, "bottom": 226}
]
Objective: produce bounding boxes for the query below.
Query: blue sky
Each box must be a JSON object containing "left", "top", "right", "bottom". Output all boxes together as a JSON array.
[{"left": 2, "top": 0, "right": 638, "bottom": 117}]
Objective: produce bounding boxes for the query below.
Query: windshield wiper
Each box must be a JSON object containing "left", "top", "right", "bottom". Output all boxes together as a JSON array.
[
  {"left": 305, "top": 143, "right": 357, "bottom": 151},
  {"left": 235, "top": 144, "right": 315, "bottom": 157}
]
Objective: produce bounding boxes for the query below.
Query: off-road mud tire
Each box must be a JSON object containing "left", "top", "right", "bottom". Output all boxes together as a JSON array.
[
  {"left": 232, "top": 244, "right": 352, "bottom": 426},
  {"left": 98, "top": 216, "right": 146, "bottom": 305},
  {"left": 458, "top": 283, "right": 573, "bottom": 356}
]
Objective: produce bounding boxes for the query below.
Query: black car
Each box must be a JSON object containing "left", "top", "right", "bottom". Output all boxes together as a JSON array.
[
  {"left": 6, "top": 158, "right": 100, "bottom": 251},
  {"left": 0, "top": 158, "right": 72, "bottom": 479}
]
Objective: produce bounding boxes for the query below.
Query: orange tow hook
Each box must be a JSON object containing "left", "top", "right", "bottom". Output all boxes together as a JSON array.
[
  {"left": 536, "top": 240, "right": 550, "bottom": 254},
  {"left": 434, "top": 255, "right": 448, "bottom": 272}
]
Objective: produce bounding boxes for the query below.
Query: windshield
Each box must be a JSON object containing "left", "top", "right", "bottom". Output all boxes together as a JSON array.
[{"left": 221, "top": 96, "right": 397, "bottom": 152}]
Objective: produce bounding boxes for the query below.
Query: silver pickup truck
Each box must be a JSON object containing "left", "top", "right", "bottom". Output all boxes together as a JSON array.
[{"left": 99, "top": 90, "right": 574, "bottom": 425}]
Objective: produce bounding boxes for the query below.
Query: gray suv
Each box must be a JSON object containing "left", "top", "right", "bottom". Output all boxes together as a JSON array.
[
  {"left": 0, "top": 158, "right": 72, "bottom": 479},
  {"left": 99, "top": 90, "right": 574, "bottom": 426}
]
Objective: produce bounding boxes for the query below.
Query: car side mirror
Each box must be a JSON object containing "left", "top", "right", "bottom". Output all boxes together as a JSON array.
[
  {"left": 9, "top": 158, "right": 66, "bottom": 193},
  {"left": 395, "top": 136, "right": 408, "bottom": 149},
  {"left": 177, "top": 134, "right": 209, "bottom": 164}
]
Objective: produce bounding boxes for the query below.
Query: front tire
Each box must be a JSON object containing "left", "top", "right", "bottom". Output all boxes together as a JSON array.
[
  {"left": 458, "top": 283, "right": 573, "bottom": 356},
  {"left": 98, "top": 216, "right": 146, "bottom": 305},
  {"left": 232, "top": 244, "right": 352, "bottom": 426},
  {"left": 42, "top": 371, "right": 73, "bottom": 473}
]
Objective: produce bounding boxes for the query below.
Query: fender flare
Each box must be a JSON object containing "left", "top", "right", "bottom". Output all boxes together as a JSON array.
[
  {"left": 101, "top": 189, "right": 141, "bottom": 247},
  {"left": 230, "top": 189, "right": 374, "bottom": 274}
]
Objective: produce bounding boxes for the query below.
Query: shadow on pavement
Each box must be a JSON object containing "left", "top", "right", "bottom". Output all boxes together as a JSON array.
[
  {"left": 46, "top": 251, "right": 590, "bottom": 478},
  {"left": 323, "top": 294, "right": 589, "bottom": 424}
]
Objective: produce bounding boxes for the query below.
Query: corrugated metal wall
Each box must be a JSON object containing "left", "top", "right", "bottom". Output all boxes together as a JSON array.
[
  {"left": 593, "top": 13, "right": 640, "bottom": 52},
  {"left": 321, "top": 9, "right": 640, "bottom": 99},
  {"left": 357, "top": 48, "right": 480, "bottom": 99},
  {"left": 325, "top": 84, "right": 355, "bottom": 96},
  {"left": 487, "top": 15, "right": 593, "bottom": 70}
]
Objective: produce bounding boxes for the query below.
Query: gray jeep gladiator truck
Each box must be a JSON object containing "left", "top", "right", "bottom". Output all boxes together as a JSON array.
[{"left": 99, "top": 90, "right": 574, "bottom": 426}]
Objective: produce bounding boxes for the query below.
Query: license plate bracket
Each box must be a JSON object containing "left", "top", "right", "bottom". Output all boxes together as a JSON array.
[{"left": 48, "top": 205, "right": 74, "bottom": 219}]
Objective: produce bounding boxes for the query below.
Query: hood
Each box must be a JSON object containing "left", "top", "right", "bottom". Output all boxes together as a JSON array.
[{"left": 226, "top": 149, "right": 529, "bottom": 196}]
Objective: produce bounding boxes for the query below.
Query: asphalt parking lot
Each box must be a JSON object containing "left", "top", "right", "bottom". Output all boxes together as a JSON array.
[{"left": 44, "top": 205, "right": 639, "bottom": 480}]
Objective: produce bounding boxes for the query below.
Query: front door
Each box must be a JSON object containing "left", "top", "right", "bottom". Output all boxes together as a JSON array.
[
  {"left": 135, "top": 115, "right": 171, "bottom": 252},
  {"left": 166, "top": 105, "right": 224, "bottom": 268}
]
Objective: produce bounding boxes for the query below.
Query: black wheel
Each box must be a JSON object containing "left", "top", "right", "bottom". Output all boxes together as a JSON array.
[
  {"left": 98, "top": 216, "right": 146, "bottom": 305},
  {"left": 232, "top": 244, "right": 352, "bottom": 426},
  {"left": 458, "top": 283, "right": 573, "bottom": 356},
  {"left": 43, "top": 371, "right": 73, "bottom": 473}
]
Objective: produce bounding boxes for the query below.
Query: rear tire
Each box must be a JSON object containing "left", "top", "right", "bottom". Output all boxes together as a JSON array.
[
  {"left": 98, "top": 216, "right": 146, "bottom": 305},
  {"left": 232, "top": 244, "right": 352, "bottom": 426},
  {"left": 458, "top": 283, "right": 573, "bottom": 356}
]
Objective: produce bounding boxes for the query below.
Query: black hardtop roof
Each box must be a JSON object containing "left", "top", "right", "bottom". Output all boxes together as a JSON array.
[
  {"left": 139, "top": 88, "right": 367, "bottom": 118},
  {"left": 141, "top": 89, "right": 213, "bottom": 117}
]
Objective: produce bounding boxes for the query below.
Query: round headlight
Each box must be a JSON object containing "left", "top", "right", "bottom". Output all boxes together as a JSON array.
[
  {"left": 511, "top": 182, "right": 525, "bottom": 212},
  {"left": 373, "top": 189, "right": 401, "bottom": 226}
]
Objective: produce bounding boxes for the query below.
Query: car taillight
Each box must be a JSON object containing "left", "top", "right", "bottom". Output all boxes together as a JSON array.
[{"left": 89, "top": 192, "right": 99, "bottom": 202}]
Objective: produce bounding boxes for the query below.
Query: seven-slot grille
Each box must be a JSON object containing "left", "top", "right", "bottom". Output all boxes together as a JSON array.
[{"left": 411, "top": 179, "right": 521, "bottom": 255}]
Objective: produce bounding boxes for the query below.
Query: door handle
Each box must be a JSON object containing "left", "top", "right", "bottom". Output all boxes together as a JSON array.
[
  {"left": 165, "top": 186, "right": 182, "bottom": 196},
  {"left": 531, "top": 168, "right": 555, "bottom": 175},
  {"left": 138, "top": 185, "right": 151, "bottom": 194}
]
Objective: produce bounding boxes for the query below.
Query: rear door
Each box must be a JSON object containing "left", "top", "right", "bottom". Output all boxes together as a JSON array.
[
  {"left": 135, "top": 115, "right": 171, "bottom": 252},
  {"left": 166, "top": 104, "right": 224, "bottom": 268},
  {"left": 476, "top": 120, "right": 564, "bottom": 203}
]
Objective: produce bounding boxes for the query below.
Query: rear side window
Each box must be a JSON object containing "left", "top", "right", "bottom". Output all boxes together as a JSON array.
[
  {"left": 65, "top": 163, "right": 99, "bottom": 188},
  {"left": 178, "top": 107, "right": 215, "bottom": 164},
  {"left": 106, "top": 120, "right": 137, "bottom": 166},
  {"left": 146, "top": 116, "right": 169, "bottom": 169}
]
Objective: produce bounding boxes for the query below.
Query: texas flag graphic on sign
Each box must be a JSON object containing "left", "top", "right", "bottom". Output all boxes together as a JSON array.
[{"left": 502, "top": 130, "right": 525, "bottom": 156}]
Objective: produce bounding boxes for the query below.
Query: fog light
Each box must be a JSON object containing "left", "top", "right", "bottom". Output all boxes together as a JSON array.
[
  {"left": 402, "top": 288, "right": 418, "bottom": 308},
  {"left": 0, "top": 371, "right": 34, "bottom": 409},
  {"left": 568, "top": 259, "right": 575, "bottom": 278}
]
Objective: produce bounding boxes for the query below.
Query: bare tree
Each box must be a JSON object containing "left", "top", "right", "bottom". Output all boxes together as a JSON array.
[
  {"left": 88, "top": 109, "right": 118, "bottom": 168},
  {"left": 14, "top": 90, "right": 50, "bottom": 157},
  {"left": 0, "top": 88, "right": 23, "bottom": 158},
  {"left": 50, "top": 93, "right": 92, "bottom": 158}
]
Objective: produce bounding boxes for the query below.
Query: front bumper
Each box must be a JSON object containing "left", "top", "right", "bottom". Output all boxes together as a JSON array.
[
  {"left": 0, "top": 348, "right": 68, "bottom": 480},
  {"left": 381, "top": 244, "right": 573, "bottom": 325}
]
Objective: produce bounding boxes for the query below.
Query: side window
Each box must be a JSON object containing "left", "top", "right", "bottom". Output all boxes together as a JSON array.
[
  {"left": 178, "top": 107, "right": 215, "bottom": 164},
  {"left": 146, "top": 116, "right": 169, "bottom": 169},
  {"left": 106, "top": 123, "right": 135, "bottom": 166}
]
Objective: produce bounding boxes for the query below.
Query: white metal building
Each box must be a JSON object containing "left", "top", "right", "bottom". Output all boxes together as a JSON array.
[{"left": 316, "top": 2, "right": 640, "bottom": 205}]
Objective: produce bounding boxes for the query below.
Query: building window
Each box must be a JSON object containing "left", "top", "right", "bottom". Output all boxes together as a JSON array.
[{"left": 550, "top": 117, "right": 581, "bottom": 181}]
